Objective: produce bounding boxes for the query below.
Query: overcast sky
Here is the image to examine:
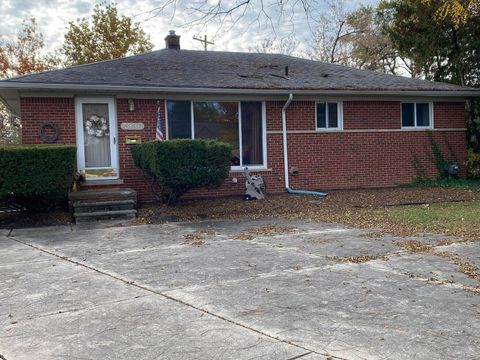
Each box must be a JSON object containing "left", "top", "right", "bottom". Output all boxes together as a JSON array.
[{"left": 0, "top": 0, "right": 379, "bottom": 55}]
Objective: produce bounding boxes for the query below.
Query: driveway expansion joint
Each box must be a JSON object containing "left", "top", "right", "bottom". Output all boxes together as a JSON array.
[
  {"left": 285, "top": 351, "right": 313, "bottom": 359},
  {"left": 7, "top": 235, "right": 350, "bottom": 360}
]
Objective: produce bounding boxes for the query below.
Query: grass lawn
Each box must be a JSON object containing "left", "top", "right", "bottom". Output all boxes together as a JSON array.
[
  {"left": 390, "top": 201, "right": 480, "bottom": 224},
  {"left": 384, "top": 200, "right": 480, "bottom": 239}
]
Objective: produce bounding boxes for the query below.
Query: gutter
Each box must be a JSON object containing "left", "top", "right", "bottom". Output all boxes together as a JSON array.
[
  {"left": 0, "top": 82, "right": 479, "bottom": 98},
  {"left": 281, "top": 93, "right": 326, "bottom": 197}
]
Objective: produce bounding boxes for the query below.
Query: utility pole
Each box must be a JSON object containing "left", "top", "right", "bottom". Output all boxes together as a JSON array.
[{"left": 193, "top": 35, "right": 214, "bottom": 51}]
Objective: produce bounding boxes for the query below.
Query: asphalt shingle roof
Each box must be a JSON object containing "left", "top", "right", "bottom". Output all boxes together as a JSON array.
[{"left": 0, "top": 49, "right": 476, "bottom": 92}]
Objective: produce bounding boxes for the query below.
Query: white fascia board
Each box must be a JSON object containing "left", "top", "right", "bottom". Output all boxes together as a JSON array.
[{"left": 0, "top": 82, "right": 479, "bottom": 98}]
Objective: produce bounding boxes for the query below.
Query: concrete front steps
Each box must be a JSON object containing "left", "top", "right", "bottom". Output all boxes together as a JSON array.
[{"left": 69, "top": 188, "right": 137, "bottom": 225}]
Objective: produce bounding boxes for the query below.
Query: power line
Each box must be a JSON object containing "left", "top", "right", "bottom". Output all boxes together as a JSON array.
[{"left": 193, "top": 35, "right": 214, "bottom": 51}]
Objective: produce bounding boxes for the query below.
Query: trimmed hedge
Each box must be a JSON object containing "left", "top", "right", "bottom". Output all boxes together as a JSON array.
[
  {"left": 0, "top": 144, "right": 77, "bottom": 210},
  {"left": 131, "top": 139, "right": 232, "bottom": 204}
]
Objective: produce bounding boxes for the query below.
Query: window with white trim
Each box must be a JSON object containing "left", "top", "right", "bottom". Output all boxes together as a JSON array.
[
  {"left": 316, "top": 102, "right": 342, "bottom": 130},
  {"left": 401, "top": 102, "right": 433, "bottom": 128},
  {"left": 166, "top": 100, "right": 265, "bottom": 168}
]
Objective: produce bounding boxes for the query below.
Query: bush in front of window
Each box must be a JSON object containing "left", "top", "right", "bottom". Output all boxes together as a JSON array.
[
  {"left": 131, "top": 139, "right": 232, "bottom": 204},
  {"left": 0, "top": 144, "right": 77, "bottom": 211}
]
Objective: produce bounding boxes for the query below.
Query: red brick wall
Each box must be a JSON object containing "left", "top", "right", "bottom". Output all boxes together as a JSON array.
[
  {"left": 21, "top": 98, "right": 76, "bottom": 144},
  {"left": 434, "top": 102, "right": 466, "bottom": 128},
  {"left": 266, "top": 101, "right": 315, "bottom": 131},
  {"left": 285, "top": 131, "right": 466, "bottom": 190},
  {"left": 20, "top": 97, "right": 467, "bottom": 203},
  {"left": 344, "top": 101, "right": 401, "bottom": 130}
]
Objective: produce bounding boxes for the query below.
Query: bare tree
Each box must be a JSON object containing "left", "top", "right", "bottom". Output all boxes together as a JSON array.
[
  {"left": 343, "top": 6, "right": 399, "bottom": 74},
  {"left": 249, "top": 34, "right": 301, "bottom": 56},
  {"left": 307, "top": 2, "right": 415, "bottom": 76},
  {"left": 307, "top": 1, "right": 357, "bottom": 64},
  {"left": 134, "top": 0, "right": 323, "bottom": 36}
]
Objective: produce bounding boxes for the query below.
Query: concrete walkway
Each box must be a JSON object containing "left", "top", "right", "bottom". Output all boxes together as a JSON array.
[{"left": 0, "top": 219, "right": 479, "bottom": 359}]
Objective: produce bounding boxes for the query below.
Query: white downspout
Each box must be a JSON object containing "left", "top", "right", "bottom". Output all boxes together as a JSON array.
[
  {"left": 281, "top": 93, "right": 293, "bottom": 189},
  {"left": 281, "top": 93, "right": 327, "bottom": 197}
]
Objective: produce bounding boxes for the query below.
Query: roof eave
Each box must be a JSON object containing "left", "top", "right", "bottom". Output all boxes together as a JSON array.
[{"left": 0, "top": 82, "right": 479, "bottom": 98}]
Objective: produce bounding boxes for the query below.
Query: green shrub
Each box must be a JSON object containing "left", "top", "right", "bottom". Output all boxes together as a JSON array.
[
  {"left": 0, "top": 144, "right": 77, "bottom": 210},
  {"left": 131, "top": 139, "right": 232, "bottom": 204},
  {"left": 411, "top": 177, "right": 480, "bottom": 190},
  {"left": 465, "top": 149, "right": 480, "bottom": 179}
]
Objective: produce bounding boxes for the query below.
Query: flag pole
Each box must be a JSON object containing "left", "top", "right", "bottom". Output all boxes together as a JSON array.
[{"left": 155, "top": 99, "right": 165, "bottom": 141}]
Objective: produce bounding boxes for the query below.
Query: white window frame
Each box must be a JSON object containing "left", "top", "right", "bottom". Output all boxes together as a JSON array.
[
  {"left": 401, "top": 102, "right": 434, "bottom": 129},
  {"left": 315, "top": 101, "right": 343, "bottom": 131},
  {"left": 166, "top": 100, "right": 268, "bottom": 170}
]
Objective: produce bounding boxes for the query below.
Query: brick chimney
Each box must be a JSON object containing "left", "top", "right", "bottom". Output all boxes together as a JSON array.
[{"left": 165, "top": 30, "right": 180, "bottom": 49}]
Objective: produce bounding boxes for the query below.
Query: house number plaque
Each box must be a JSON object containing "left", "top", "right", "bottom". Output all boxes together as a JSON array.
[{"left": 121, "top": 122, "right": 145, "bottom": 131}]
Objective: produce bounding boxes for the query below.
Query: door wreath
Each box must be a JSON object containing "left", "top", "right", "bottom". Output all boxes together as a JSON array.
[
  {"left": 38, "top": 121, "right": 60, "bottom": 143},
  {"left": 85, "top": 115, "right": 109, "bottom": 137}
]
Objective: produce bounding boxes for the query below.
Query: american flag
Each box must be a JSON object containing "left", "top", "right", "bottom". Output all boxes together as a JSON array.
[{"left": 156, "top": 105, "right": 165, "bottom": 141}]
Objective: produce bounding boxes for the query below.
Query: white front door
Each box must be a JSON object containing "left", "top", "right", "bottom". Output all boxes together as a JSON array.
[{"left": 75, "top": 97, "right": 119, "bottom": 180}]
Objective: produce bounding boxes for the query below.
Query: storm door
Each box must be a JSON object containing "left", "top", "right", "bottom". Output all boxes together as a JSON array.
[{"left": 75, "top": 97, "right": 119, "bottom": 179}]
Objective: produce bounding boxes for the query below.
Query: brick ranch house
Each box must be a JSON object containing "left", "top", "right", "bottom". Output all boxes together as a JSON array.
[{"left": 0, "top": 32, "right": 479, "bottom": 203}]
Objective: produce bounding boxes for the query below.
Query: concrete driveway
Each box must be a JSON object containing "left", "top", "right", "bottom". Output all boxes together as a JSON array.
[{"left": 1, "top": 218, "right": 479, "bottom": 360}]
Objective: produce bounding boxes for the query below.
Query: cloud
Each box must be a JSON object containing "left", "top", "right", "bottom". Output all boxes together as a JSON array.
[{"left": 0, "top": 0, "right": 379, "bottom": 54}]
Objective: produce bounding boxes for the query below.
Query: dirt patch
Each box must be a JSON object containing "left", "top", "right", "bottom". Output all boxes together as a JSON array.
[
  {"left": 137, "top": 187, "right": 480, "bottom": 240},
  {"left": 232, "top": 224, "right": 297, "bottom": 241},
  {"left": 0, "top": 210, "right": 73, "bottom": 229}
]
